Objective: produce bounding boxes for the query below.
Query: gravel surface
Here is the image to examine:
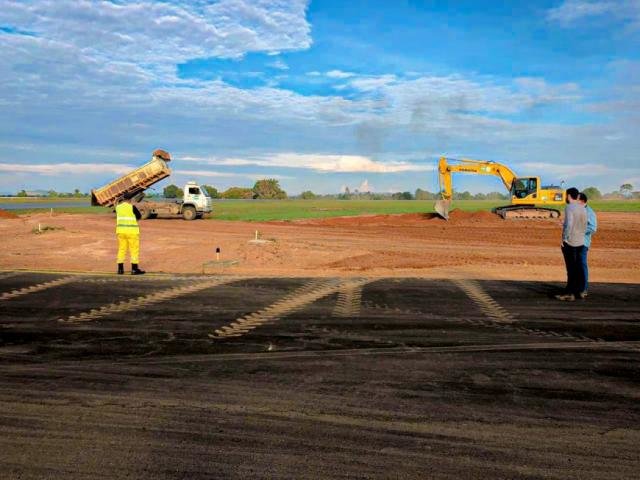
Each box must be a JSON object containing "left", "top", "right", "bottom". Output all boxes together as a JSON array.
[{"left": 1, "top": 273, "right": 639, "bottom": 479}]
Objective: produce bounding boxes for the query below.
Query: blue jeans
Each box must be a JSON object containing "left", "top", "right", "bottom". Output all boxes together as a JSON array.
[{"left": 580, "top": 246, "right": 589, "bottom": 293}]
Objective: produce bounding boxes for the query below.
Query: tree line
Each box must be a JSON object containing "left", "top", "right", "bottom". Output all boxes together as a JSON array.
[
  {"left": 12, "top": 189, "right": 89, "bottom": 198},
  {"left": 9, "top": 183, "right": 637, "bottom": 200},
  {"left": 163, "top": 179, "right": 287, "bottom": 200},
  {"left": 160, "top": 182, "right": 638, "bottom": 201}
]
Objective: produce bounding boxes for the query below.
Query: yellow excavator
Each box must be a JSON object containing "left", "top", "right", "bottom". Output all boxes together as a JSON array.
[{"left": 434, "top": 157, "right": 565, "bottom": 219}]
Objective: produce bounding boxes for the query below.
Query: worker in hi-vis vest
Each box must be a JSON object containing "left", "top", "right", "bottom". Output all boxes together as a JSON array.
[{"left": 115, "top": 194, "right": 145, "bottom": 275}]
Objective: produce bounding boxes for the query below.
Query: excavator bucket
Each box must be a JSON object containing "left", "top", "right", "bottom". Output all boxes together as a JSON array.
[{"left": 434, "top": 199, "right": 451, "bottom": 220}]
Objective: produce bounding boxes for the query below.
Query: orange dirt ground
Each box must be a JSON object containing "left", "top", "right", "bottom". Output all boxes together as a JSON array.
[
  {"left": 0, "top": 209, "right": 18, "bottom": 219},
  {"left": 1, "top": 210, "right": 639, "bottom": 282}
]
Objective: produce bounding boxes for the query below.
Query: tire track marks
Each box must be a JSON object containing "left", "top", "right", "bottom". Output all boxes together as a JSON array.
[
  {"left": 332, "top": 281, "right": 365, "bottom": 317},
  {"left": 211, "top": 278, "right": 371, "bottom": 339},
  {"left": 452, "top": 279, "right": 515, "bottom": 324},
  {"left": 0, "top": 272, "right": 20, "bottom": 281},
  {"left": 59, "top": 277, "right": 238, "bottom": 324},
  {"left": 452, "top": 279, "right": 610, "bottom": 346},
  {"left": 1, "top": 276, "right": 77, "bottom": 301}
]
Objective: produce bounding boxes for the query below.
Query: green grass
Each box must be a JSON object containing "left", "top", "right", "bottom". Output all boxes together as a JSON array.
[
  {"left": 9, "top": 206, "right": 107, "bottom": 215},
  {"left": 0, "top": 197, "right": 89, "bottom": 203},
  {"left": 210, "top": 199, "right": 440, "bottom": 221},
  {"left": 5, "top": 199, "right": 639, "bottom": 221},
  {"left": 210, "top": 199, "right": 640, "bottom": 221},
  {"left": 587, "top": 200, "right": 640, "bottom": 212}
]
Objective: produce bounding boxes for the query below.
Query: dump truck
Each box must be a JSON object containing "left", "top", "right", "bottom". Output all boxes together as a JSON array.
[
  {"left": 435, "top": 156, "right": 565, "bottom": 220},
  {"left": 91, "top": 149, "right": 212, "bottom": 220}
]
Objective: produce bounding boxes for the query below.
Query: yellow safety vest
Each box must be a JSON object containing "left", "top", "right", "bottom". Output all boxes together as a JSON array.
[{"left": 115, "top": 202, "right": 139, "bottom": 234}]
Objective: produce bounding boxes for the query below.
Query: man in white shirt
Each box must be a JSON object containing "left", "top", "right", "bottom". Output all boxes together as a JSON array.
[{"left": 556, "top": 187, "right": 587, "bottom": 301}]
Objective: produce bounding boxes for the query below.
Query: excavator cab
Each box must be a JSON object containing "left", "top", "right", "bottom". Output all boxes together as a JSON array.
[{"left": 511, "top": 177, "right": 538, "bottom": 201}]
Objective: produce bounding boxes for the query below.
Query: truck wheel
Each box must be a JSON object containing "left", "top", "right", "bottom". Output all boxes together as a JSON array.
[
  {"left": 138, "top": 207, "right": 150, "bottom": 220},
  {"left": 183, "top": 206, "right": 197, "bottom": 221}
]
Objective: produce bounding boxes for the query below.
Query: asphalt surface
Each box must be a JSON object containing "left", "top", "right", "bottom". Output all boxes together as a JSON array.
[{"left": 0, "top": 272, "right": 639, "bottom": 479}]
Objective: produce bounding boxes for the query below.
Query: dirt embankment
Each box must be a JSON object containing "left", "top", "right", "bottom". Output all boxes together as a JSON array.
[
  {"left": 0, "top": 209, "right": 18, "bottom": 219},
  {"left": 0, "top": 210, "right": 639, "bottom": 282}
]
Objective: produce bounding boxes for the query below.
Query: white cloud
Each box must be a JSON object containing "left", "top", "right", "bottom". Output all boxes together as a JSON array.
[
  {"left": 0, "top": 141, "right": 140, "bottom": 159},
  {"left": 519, "top": 162, "right": 640, "bottom": 185},
  {"left": 175, "top": 169, "right": 291, "bottom": 181},
  {"left": 520, "top": 162, "right": 612, "bottom": 176},
  {"left": 181, "top": 156, "right": 255, "bottom": 166},
  {"left": 548, "top": 0, "right": 640, "bottom": 27},
  {"left": 0, "top": 10, "right": 591, "bottom": 149},
  {"left": 376, "top": 74, "right": 581, "bottom": 118},
  {"left": 548, "top": 0, "right": 616, "bottom": 23},
  {"left": 0, "top": 162, "right": 134, "bottom": 175},
  {"left": 174, "top": 169, "right": 245, "bottom": 178},
  {"left": 268, "top": 58, "right": 289, "bottom": 70},
  {"left": 274, "top": 154, "right": 431, "bottom": 173},
  {"left": 180, "top": 153, "right": 434, "bottom": 173},
  {"left": 0, "top": 1, "right": 636, "bottom": 195},
  {"left": 349, "top": 74, "right": 398, "bottom": 92},
  {"left": 514, "top": 77, "right": 580, "bottom": 103},
  {"left": 0, "top": 0, "right": 312, "bottom": 64},
  {"left": 326, "top": 70, "right": 356, "bottom": 78}
]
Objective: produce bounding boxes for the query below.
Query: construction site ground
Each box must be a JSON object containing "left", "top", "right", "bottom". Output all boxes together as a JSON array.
[
  {"left": 0, "top": 272, "right": 639, "bottom": 479},
  {"left": 0, "top": 210, "right": 639, "bottom": 282},
  {"left": 1, "top": 212, "right": 639, "bottom": 478}
]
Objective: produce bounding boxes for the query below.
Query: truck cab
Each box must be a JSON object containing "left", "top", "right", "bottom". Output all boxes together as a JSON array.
[
  {"left": 181, "top": 182, "right": 212, "bottom": 220},
  {"left": 136, "top": 181, "right": 213, "bottom": 220}
]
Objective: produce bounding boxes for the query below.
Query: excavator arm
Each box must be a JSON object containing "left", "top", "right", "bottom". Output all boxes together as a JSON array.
[{"left": 435, "top": 157, "right": 517, "bottom": 219}]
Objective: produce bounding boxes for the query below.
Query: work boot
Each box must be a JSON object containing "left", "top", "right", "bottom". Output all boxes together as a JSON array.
[
  {"left": 131, "top": 263, "right": 146, "bottom": 275},
  {"left": 554, "top": 293, "right": 575, "bottom": 301},
  {"left": 117, "top": 263, "right": 124, "bottom": 275}
]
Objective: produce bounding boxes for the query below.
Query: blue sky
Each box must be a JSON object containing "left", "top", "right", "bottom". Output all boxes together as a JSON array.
[{"left": 0, "top": 0, "right": 638, "bottom": 195}]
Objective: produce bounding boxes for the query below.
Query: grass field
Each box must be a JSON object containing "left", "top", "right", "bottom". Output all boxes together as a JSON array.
[
  {"left": 0, "top": 197, "right": 89, "bottom": 203},
  {"left": 212, "top": 199, "right": 640, "bottom": 221},
  {"left": 5, "top": 199, "right": 639, "bottom": 221}
]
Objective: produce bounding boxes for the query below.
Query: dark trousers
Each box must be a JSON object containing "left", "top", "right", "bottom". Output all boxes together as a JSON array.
[
  {"left": 562, "top": 243, "right": 585, "bottom": 296},
  {"left": 580, "top": 246, "right": 589, "bottom": 293}
]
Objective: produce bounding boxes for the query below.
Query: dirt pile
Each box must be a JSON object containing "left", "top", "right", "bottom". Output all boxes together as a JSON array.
[{"left": 0, "top": 209, "right": 18, "bottom": 219}]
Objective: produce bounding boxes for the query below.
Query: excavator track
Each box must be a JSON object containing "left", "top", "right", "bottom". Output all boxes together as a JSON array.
[{"left": 494, "top": 205, "right": 560, "bottom": 219}]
